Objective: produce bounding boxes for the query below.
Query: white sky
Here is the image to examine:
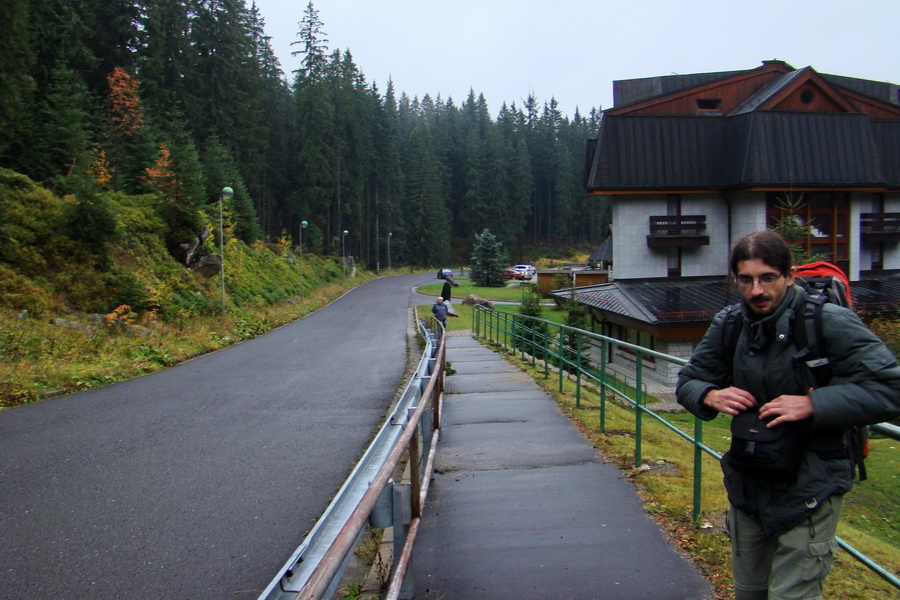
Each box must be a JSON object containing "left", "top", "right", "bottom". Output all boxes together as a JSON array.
[{"left": 253, "top": 0, "right": 899, "bottom": 118}]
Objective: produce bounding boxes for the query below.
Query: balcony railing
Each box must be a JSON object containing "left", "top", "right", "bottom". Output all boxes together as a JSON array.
[
  {"left": 860, "top": 213, "right": 900, "bottom": 242},
  {"left": 647, "top": 215, "right": 709, "bottom": 248}
]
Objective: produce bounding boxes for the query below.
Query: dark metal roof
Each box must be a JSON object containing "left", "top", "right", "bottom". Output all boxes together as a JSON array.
[
  {"left": 822, "top": 74, "right": 900, "bottom": 107},
  {"left": 588, "top": 115, "right": 728, "bottom": 189},
  {"left": 553, "top": 272, "right": 900, "bottom": 329},
  {"left": 589, "top": 236, "right": 612, "bottom": 262},
  {"left": 551, "top": 277, "right": 741, "bottom": 326},
  {"left": 723, "top": 111, "right": 885, "bottom": 188},
  {"left": 852, "top": 271, "right": 900, "bottom": 314},
  {"left": 587, "top": 111, "right": 892, "bottom": 191},
  {"left": 872, "top": 121, "right": 900, "bottom": 185}
]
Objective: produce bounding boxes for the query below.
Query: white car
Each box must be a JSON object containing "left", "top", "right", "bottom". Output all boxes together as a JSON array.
[{"left": 513, "top": 265, "right": 536, "bottom": 278}]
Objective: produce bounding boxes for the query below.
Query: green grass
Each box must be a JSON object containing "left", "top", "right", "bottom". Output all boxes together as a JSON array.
[{"left": 418, "top": 278, "right": 536, "bottom": 302}]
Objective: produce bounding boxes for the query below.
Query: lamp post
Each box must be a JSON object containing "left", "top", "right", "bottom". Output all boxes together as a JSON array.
[
  {"left": 342, "top": 230, "right": 348, "bottom": 276},
  {"left": 218, "top": 186, "right": 234, "bottom": 311},
  {"left": 387, "top": 232, "right": 392, "bottom": 271},
  {"left": 299, "top": 220, "right": 308, "bottom": 299}
]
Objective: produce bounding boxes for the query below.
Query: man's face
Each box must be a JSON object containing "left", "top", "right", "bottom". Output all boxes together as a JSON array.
[{"left": 736, "top": 258, "right": 795, "bottom": 317}]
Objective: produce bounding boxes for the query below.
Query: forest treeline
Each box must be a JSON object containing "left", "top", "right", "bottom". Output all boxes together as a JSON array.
[{"left": 0, "top": 0, "right": 609, "bottom": 269}]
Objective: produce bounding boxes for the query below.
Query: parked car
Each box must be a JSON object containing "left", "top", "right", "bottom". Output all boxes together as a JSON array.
[
  {"left": 502, "top": 267, "right": 523, "bottom": 280},
  {"left": 437, "top": 268, "right": 453, "bottom": 280},
  {"left": 513, "top": 264, "right": 536, "bottom": 278}
]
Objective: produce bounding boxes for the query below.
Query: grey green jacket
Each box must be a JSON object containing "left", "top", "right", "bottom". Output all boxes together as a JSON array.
[{"left": 676, "top": 284, "right": 900, "bottom": 535}]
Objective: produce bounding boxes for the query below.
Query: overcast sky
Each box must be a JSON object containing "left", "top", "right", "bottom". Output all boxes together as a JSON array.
[{"left": 253, "top": 0, "right": 899, "bottom": 118}]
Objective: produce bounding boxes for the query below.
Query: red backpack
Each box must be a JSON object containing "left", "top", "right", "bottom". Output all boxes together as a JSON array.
[{"left": 794, "top": 261, "right": 853, "bottom": 309}]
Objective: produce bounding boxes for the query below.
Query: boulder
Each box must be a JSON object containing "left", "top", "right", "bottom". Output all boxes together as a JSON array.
[
  {"left": 462, "top": 295, "right": 493, "bottom": 309},
  {"left": 189, "top": 253, "right": 222, "bottom": 278}
]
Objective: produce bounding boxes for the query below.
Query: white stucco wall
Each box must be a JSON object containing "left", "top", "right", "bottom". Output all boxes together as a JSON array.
[
  {"left": 611, "top": 196, "right": 669, "bottom": 278},
  {"left": 680, "top": 194, "right": 728, "bottom": 277}
]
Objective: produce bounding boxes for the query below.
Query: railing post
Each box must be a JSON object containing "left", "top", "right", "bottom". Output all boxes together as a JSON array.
[
  {"left": 634, "top": 352, "right": 643, "bottom": 468},
  {"left": 600, "top": 340, "right": 607, "bottom": 432},
  {"left": 558, "top": 325, "right": 564, "bottom": 392},
  {"left": 575, "top": 331, "right": 582, "bottom": 409},
  {"left": 541, "top": 321, "right": 548, "bottom": 376},
  {"left": 693, "top": 417, "right": 703, "bottom": 522}
]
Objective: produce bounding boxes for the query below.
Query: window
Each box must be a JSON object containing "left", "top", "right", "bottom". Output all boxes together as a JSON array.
[
  {"left": 766, "top": 191, "right": 849, "bottom": 272},
  {"left": 800, "top": 89, "right": 814, "bottom": 105},
  {"left": 696, "top": 98, "right": 722, "bottom": 111}
]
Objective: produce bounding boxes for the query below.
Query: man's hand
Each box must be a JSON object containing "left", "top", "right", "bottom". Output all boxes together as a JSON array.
[
  {"left": 703, "top": 387, "right": 757, "bottom": 415},
  {"left": 758, "top": 395, "right": 813, "bottom": 427}
]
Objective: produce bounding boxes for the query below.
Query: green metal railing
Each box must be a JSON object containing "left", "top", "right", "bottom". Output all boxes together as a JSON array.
[{"left": 473, "top": 305, "right": 900, "bottom": 591}]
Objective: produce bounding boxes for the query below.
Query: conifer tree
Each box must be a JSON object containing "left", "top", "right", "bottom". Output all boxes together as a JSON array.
[{"left": 468, "top": 228, "right": 507, "bottom": 287}]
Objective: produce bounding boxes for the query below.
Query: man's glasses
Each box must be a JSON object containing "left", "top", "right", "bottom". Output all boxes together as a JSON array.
[{"left": 735, "top": 273, "right": 784, "bottom": 288}]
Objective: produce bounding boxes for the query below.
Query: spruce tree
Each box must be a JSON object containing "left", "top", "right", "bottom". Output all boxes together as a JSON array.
[{"left": 468, "top": 228, "right": 507, "bottom": 287}]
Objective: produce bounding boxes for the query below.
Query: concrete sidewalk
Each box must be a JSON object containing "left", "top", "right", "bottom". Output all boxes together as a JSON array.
[{"left": 408, "top": 335, "right": 713, "bottom": 600}]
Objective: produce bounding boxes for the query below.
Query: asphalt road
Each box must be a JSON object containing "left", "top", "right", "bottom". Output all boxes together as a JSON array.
[{"left": 0, "top": 272, "right": 438, "bottom": 599}]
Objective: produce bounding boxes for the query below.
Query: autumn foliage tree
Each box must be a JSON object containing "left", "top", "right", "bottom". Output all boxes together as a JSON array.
[{"left": 104, "top": 67, "right": 151, "bottom": 192}]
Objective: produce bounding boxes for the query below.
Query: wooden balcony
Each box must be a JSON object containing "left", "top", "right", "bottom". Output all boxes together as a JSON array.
[
  {"left": 647, "top": 215, "right": 710, "bottom": 248},
  {"left": 861, "top": 213, "right": 900, "bottom": 242}
]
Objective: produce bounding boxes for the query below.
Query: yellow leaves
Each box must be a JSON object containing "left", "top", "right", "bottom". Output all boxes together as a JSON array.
[{"left": 88, "top": 144, "right": 113, "bottom": 189}]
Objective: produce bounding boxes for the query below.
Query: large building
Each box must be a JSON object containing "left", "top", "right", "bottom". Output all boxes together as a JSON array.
[{"left": 556, "top": 61, "right": 900, "bottom": 386}]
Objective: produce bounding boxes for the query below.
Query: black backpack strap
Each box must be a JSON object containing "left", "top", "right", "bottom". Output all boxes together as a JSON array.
[
  {"left": 793, "top": 293, "right": 832, "bottom": 389},
  {"left": 722, "top": 304, "right": 742, "bottom": 362}
]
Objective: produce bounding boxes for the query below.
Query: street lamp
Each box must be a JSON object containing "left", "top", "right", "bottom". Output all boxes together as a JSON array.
[
  {"left": 299, "top": 220, "right": 308, "bottom": 299},
  {"left": 219, "top": 186, "right": 234, "bottom": 311},
  {"left": 342, "top": 230, "right": 349, "bottom": 276},
  {"left": 387, "top": 232, "right": 392, "bottom": 271}
]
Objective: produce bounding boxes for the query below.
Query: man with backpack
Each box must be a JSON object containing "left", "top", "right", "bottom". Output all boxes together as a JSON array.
[{"left": 676, "top": 230, "right": 900, "bottom": 600}]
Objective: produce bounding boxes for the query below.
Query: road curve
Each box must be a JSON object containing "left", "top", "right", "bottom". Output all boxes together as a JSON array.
[{"left": 0, "top": 273, "right": 437, "bottom": 599}]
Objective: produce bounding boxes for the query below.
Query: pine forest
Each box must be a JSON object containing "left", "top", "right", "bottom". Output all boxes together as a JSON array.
[{"left": 1, "top": 0, "right": 609, "bottom": 270}]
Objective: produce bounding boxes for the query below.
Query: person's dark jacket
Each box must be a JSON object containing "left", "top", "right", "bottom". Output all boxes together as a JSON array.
[
  {"left": 676, "top": 284, "right": 900, "bottom": 536},
  {"left": 432, "top": 301, "right": 449, "bottom": 321}
]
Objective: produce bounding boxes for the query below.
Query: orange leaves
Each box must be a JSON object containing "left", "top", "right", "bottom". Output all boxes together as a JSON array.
[
  {"left": 143, "top": 144, "right": 181, "bottom": 199},
  {"left": 106, "top": 66, "right": 144, "bottom": 138}
]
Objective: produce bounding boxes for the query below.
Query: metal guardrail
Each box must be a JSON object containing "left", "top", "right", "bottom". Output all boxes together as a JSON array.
[
  {"left": 257, "top": 317, "right": 446, "bottom": 600},
  {"left": 473, "top": 305, "right": 900, "bottom": 592}
]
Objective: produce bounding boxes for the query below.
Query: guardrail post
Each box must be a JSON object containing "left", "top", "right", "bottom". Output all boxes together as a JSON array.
[
  {"left": 421, "top": 408, "right": 434, "bottom": 474},
  {"left": 407, "top": 408, "right": 422, "bottom": 519},
  {"left": 392, "top": 483, "right": 413, "bottom": 599}
]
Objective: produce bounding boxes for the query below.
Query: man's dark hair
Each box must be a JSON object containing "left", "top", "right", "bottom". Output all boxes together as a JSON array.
[{"left": 729, "top": 230, "right": 793, "bottom": 276}]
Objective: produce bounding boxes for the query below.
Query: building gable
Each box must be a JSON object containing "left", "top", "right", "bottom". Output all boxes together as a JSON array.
[{"left": 587, "top": 62, "right": 900, "bottom": 193}]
